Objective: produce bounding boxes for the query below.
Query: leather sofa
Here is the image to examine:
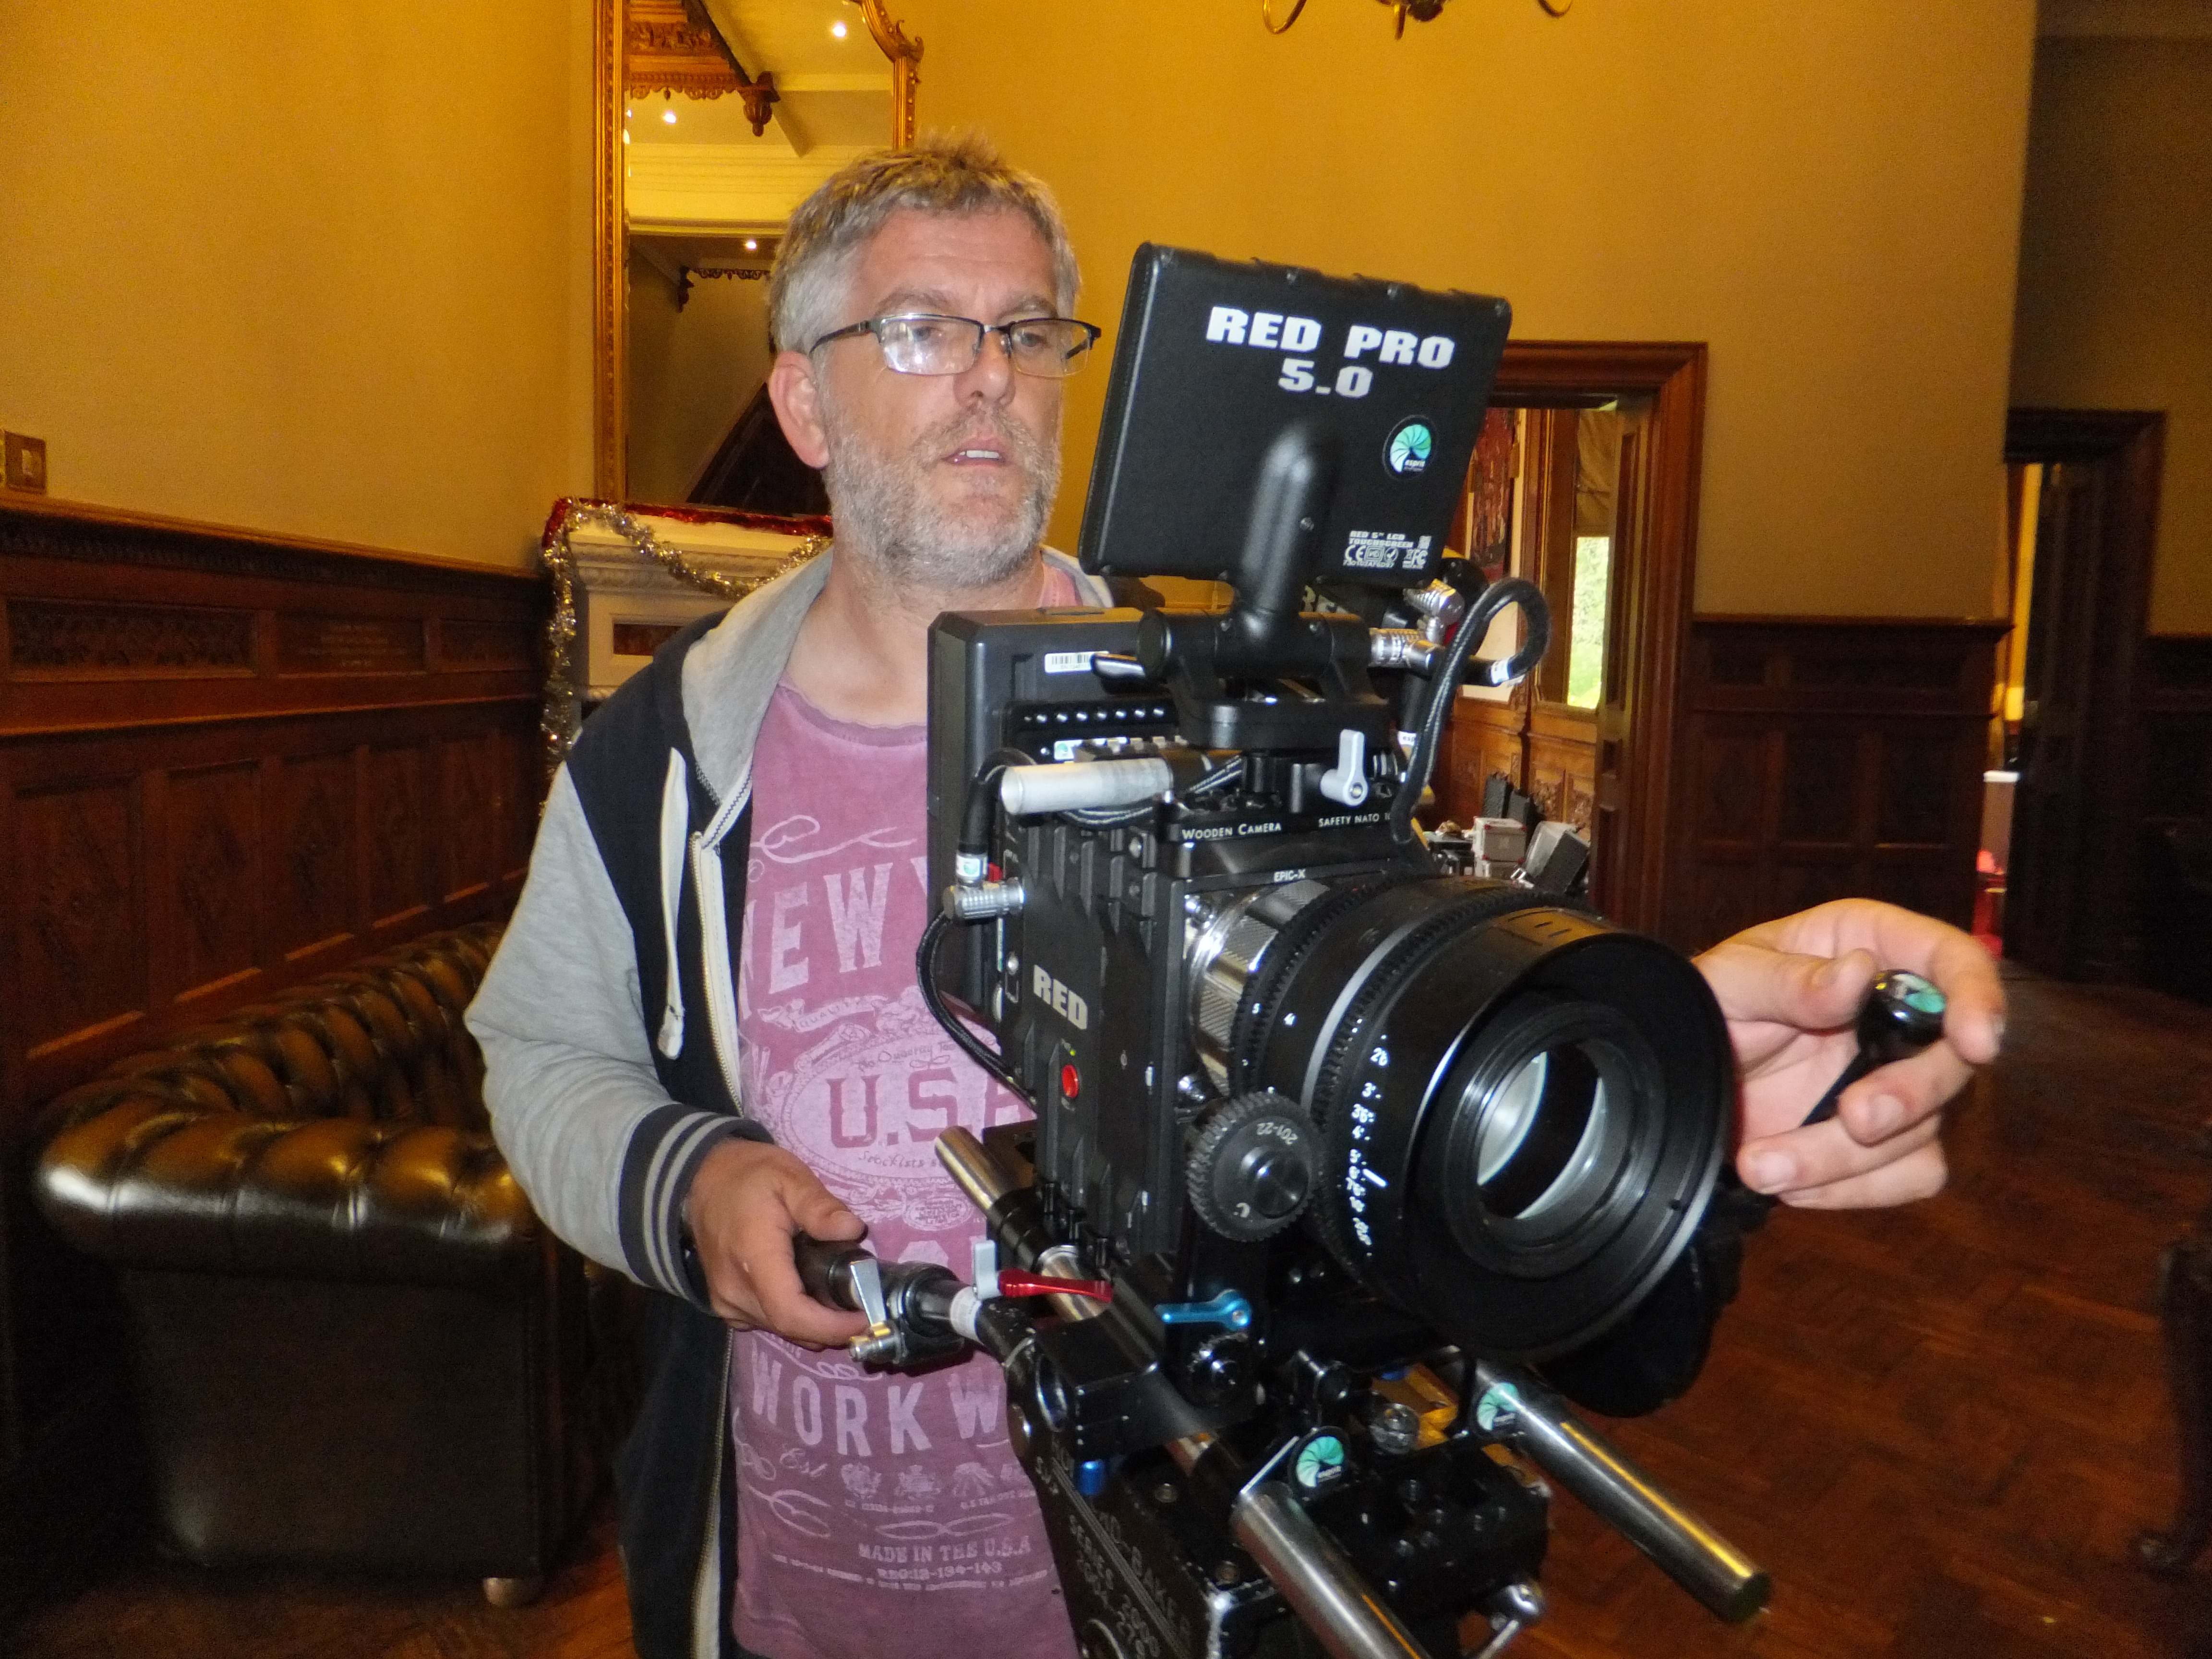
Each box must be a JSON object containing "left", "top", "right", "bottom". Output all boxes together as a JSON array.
[{"left": 33, "top": 924, "right": 616, "bottom": 1604}]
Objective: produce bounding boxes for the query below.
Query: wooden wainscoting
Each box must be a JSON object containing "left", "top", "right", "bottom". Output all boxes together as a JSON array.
[
  {"left": 0, "top": 498, "right": 546, "bottom": 1124},
  {"left": 1444, "top": 690, "right": 1599, "bottom": 838},
  {"left": 1663, "top": 616, "right": 2005, "bottom": 953},
  {"left": 1444, "top": 688, "right": 1524, "bottom": 817},
  {"left": 2139, "top": 636, "right": 2212, "bottom": 823}
]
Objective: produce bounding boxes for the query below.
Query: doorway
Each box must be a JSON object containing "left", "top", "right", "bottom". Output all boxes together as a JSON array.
[
  {"left": 1995, "top": 408, "right": 2165, "bottom": 980},
  {"left": 1451, "top": 400, "right": 1639, "bottom": 866},
  {"left": 1441, "top": 343, "right": 1707, "bottom": 940}
]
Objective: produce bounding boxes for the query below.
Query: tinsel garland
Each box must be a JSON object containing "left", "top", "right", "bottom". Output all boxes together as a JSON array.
[{"left": 537, "top": 497, "right": 829, "bottom": 776}]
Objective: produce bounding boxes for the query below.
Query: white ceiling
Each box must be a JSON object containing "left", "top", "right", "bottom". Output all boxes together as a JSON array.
[{"left": 626, "top": 0, "right": 893, "bottom": 235}]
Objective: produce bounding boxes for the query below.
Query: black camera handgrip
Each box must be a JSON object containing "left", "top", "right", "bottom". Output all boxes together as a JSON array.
[
  {"left": 793, "top": 1233, "right": 872, "bottom": 1311},
  {"left": 1736, "top": 970, "right": 1949, "bottom": 1224},
  {"left": 1800, "top": 969, "right": 1948, "bottom": 1129}
]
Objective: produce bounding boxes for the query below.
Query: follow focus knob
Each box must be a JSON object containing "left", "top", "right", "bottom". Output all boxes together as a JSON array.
[{"left": 1187, "top": 1090, "right": 1316, "bottom": 1242}]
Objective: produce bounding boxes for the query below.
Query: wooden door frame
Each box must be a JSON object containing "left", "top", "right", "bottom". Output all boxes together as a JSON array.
[
  {"left": 2004, "top": 407, "right": 2166, "bottom": 979},
  {"left": 1490, "top": 342, "right": 1707, "bottom": 938}
]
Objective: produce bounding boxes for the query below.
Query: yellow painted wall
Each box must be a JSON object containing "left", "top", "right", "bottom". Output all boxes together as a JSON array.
[
  {"left": 2010, "top": 38, "right": 2212, "bottom": 636},
  {"left": 0, "top": 0, "right": 595, "bottom": 569},
  {"left": 902, "top": 0, "right": 2035, "bottom": 619}
]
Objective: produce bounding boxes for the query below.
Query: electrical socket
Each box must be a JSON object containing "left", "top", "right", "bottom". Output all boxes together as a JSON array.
[{"left": 3, "top": 432, "right": 48, "bottom": 493}]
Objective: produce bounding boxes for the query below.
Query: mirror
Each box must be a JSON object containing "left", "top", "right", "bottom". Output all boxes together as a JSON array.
[{"left": 595, "top": 0, "right": 920, "bottom": 504}]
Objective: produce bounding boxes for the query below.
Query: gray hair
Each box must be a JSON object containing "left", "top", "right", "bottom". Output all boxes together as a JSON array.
[{"left": 767, "top": 132, "right": 1080, "bottom": 355}]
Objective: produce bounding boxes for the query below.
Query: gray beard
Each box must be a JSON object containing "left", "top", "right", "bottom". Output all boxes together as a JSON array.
[{"left": 819, "top": 401, "right": 1060, "bottom": 595}]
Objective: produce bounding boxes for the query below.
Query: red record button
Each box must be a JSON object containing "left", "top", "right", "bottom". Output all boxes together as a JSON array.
[{"left": 1059, "top": 1062, "right": 1080, "bottom": 1100}]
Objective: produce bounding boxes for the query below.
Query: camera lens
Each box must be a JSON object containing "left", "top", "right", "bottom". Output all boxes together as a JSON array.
[
  {"left": 1465, "top": 1037, "right": 1617, "bottom": 1223},
  {"left": 1478, "top": 1054, "right": 1562, "bottom": 1189},
  {"left": 1197, "top": 875, "right": 1731, "bottom": 1361}
]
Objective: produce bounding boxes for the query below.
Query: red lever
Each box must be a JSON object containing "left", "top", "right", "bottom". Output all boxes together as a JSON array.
[{"left": 997, "top": 1272, "right": 1113, "bottom": 1303}]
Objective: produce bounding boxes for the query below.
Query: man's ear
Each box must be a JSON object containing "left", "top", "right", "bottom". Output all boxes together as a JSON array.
[{"left": 768, "top": 350, "right": 831, "bottom": 469}]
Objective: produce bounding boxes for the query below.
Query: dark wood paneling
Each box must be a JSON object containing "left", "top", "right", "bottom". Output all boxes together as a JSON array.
[
  {"left": 2139, "top": 637, "right": 2212, "bottom": 823},
  {"left": 0, "top": 496, "right": 545, "bottom": 1116},
  {"left": 166, "top": 761, "right": 262, "bottom": 1001},
  {"left": 0, "top": 496, "right": 548, "bottom": 1518},
  {"left": 367, "top": 744, "right": 430, "bottom": 928},
  {"left": 1442, "top": 689, "right": 1526, "bottom": 820},
  {"left": 13, "top": 777, "right": 144, "bottom": 1058},
  {"left": 1444, "top": 691, "right": 1602, "bottom": 840},
  {"left": 1664, "top": 617, "right": 2005, "bottom": 953},
  {"left": 1527, "top": 704, "right": 1598, "bottom": 837}
]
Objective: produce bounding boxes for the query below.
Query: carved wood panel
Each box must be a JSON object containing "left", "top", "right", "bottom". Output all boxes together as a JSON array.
[
  {"left": 167, "top": 761, "right": 262, "bottom": 999},
  {"left": 12, "top": 778, "right": 143, "bottom": 1057},
  {"left": 1663, "top": 618, "right": 2005, "bottom": 953},
  {"left": 366, "top": 745, "right": 429, "bottom": 929},
  {"left": 0, "top": 496, "right": 545, "bottom": 1128},
  {"left": 1445, "top": 693, "right": 1597, "bottom": 837},
  {"left": 439, "top": 732, "right": 499, "bottom": 904},
  {"left": 1527, "top": 707, "right": 1597, "bottom": 837},
  {"left": 275, "top": 750, "right": 358, "bottom": 958},
  {"left": 7, "top": 600, "right": 256, "bottom": 678},
  {"left": 1443, "top": 693, "right": 1525, "bottom": 821}
]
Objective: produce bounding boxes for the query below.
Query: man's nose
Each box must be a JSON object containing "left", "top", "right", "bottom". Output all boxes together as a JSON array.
[{"left": 951, "top": 327, "right": 1017, "bottom": 399}]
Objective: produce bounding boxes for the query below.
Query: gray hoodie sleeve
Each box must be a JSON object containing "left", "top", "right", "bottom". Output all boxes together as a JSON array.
[{"left": 466, "top": 766, "right": 741, "bottom": 1302}]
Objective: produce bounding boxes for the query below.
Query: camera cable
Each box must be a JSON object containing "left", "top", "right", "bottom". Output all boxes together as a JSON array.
[
  {"left": 916, "top": 909, "right": 1027, "bottom": 1097},
  {"left": 1389, "top": 577, "right": 1550, "bottom": 846}
]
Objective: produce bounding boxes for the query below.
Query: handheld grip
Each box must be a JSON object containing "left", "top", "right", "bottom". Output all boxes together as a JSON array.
[
  {"left": 1802, "top": 969, "right": 1948, "bottom": 1127},
  {"left": 794, "top": 1234, "right": 873, "bottom": 1311}
]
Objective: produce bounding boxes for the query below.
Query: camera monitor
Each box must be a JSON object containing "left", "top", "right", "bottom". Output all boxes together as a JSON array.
[{"left": 1076, "top": 243, "right": 1513, "bottom": 589}]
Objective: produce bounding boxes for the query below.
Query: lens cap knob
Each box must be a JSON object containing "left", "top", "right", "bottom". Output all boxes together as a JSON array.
[{"left": 1188, "top": 1090, "right": 1317, "bottom": 1242}]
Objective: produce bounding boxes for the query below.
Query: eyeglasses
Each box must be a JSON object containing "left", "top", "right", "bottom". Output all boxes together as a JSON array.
[{"left": 810, "top": 313, "right": 1104, "bottom": 379}]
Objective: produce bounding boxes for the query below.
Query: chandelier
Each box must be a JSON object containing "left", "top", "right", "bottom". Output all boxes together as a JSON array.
[{"left": 1262, "top": 0, "right": 1571, "bottom": 37}]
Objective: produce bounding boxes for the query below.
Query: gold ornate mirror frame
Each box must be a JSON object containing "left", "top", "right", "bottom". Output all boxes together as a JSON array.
[{"left": 591, "top": 0, "right": 921, "bottom": 497}]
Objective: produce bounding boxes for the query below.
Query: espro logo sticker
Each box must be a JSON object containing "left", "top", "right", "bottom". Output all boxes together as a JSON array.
[{"left": 1385, "top": 418, "right": 1433, "bottom": 475}]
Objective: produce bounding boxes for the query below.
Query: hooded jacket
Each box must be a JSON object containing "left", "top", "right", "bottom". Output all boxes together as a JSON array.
[{"left": 467, "top": 548, "right": 1110, "bottom": 1659}]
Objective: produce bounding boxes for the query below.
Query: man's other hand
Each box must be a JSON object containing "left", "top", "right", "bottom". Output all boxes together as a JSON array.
[
  {"left": 685, "top": 1139, "right": 870, "bottom": 1348},
  {"left": 1695, "top": 898, "right": 2005, "bottom": 1210}
]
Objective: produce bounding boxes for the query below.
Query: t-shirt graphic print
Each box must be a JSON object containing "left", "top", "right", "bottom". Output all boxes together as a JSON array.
[{"left": 730, "top": 675, "right": 1077, "bottom": 1659}]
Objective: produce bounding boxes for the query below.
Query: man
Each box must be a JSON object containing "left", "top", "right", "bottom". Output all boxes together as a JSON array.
[{"left": 468, "top": 136, "right": 2004, "bottom": 1659}]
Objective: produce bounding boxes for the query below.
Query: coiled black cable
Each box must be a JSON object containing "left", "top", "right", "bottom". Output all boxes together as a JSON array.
[
  {"left": 1389, "top": 577, "right": 1550, "bottom": 845},
  {"left": 915, "top": 910, "right": 1026, "bottom": 1096}
]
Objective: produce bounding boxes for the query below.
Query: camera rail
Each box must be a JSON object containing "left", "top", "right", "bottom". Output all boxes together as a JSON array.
[{"left": 791, "top": 1128, "right": 1771, "bottom": 1659}]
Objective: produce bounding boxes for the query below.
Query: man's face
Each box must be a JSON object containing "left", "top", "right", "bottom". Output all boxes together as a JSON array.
[{"left": 803, "top": 207, "right": 1065, "bottom": 590}]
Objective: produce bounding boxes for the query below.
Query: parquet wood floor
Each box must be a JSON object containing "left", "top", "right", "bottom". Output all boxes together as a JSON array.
[{"left": 8, "top": 963, "right": 2211, "bottom": 1658}]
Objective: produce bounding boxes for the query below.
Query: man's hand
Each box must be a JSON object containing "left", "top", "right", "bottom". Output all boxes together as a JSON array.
[
  {"left": 685, "top": 1138, "right": 870, "bottom": 1348},
  {"left": 1695, "top": 899, "right": 2005, "bottom": 1210}
]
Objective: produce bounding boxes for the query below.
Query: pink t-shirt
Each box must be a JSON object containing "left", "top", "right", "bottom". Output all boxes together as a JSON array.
[{"left": 731, "top": 576, "right": 1080, "bottom": 1659}]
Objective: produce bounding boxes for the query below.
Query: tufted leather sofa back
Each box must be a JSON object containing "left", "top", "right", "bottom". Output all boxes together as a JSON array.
[{"left": 36, "top": 924, "right": 529, "bottom": 1287}]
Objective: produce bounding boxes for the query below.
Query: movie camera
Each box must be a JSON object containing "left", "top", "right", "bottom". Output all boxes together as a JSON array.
[{"left": 795, "top": 246, "right": 1942, "bottom": 1659}]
